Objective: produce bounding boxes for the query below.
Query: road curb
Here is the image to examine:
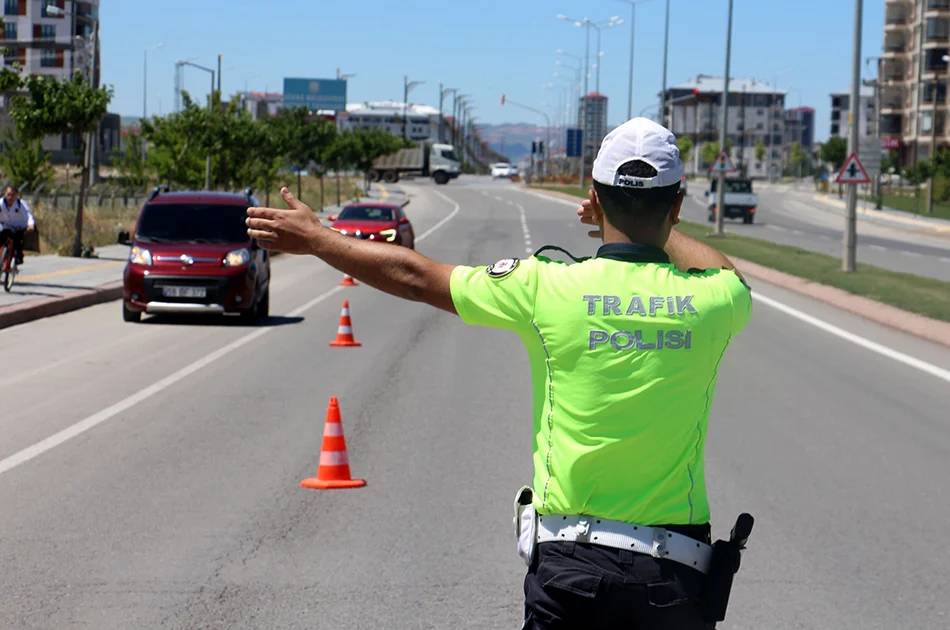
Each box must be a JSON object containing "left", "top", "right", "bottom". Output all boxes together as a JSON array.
[
  {"left": 0, "top": 280, "right": 123, "bottom": 330},
  {"left": 732, "top": 256, "right": 950, "bottom": 348}
]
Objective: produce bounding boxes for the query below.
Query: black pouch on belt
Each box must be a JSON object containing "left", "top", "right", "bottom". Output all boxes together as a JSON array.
[{"left": 701, "top": 513, "right": 754, "bottom": 623}]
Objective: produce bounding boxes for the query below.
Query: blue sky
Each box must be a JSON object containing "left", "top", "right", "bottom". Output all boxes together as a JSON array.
[{"left": 101, "top": 1, "right": 883, "bottom": 141}]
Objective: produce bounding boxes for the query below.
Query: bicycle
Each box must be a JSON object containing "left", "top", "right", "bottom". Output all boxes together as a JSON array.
[{"left": 0, "top": 229, "right": 19, "bottom": 292}]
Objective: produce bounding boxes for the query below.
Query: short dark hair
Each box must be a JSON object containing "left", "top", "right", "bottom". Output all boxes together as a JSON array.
[{"left": 592, "top": 160, "right": 680, "bottom": 235}]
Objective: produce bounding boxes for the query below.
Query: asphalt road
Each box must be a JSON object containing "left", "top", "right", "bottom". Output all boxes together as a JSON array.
[
  {"left": 683, "top": 181, "right": 950, "bottom": 282},
  {"left": 1, "top": 176, "right": 948, "bottom": 629}
]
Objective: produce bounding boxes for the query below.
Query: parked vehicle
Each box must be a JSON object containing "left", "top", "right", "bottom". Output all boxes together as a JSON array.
[
  {"left": 370, "top": 141, "right": 460, "bottom": 185},
  {"left": 120, "top": 188, "right": 271, "bottom": 323},
  {"left": 330, "top": 201, "right": 415, "bottom": 249},
  {"left": 705, "top": 177, "right": 758, "bottom": 224}
]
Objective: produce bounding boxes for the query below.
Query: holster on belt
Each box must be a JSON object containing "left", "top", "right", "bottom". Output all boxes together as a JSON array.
[
  {"left": 512, "top": 486, "right": 537, "bottom": 566},
  {"left": 701, "top": 513, "right": 754, "bottom": 622}
]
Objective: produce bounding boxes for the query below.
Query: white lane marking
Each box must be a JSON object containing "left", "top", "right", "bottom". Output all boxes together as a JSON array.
[
  {"left": 869, "top": 244, "right": 888, "bottom": 252},
  {"left": 766, "top": 225, "right": 787, "bottom": 232},
  {"left": 790, "top": 229, "right": 803, "bottom": 236},
  {"left": 512, "top": 199, "right": 533, "bottom": 255},
  {"left": 940, "top": 257, "right": 950, "bottom": 264},
  {"left": 753, "top": 292, "right": 950, "bottom": 384},
  {"left": 0, "top": 188, "right": 463, "bottom": 478},
  {"left": 900, "top": 250, "right": 922, "bottom": 258}
]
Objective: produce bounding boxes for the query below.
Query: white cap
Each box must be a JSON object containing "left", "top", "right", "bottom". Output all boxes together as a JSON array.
[{"left": 592, "top": 117, "right": 683, "bottom": 189}]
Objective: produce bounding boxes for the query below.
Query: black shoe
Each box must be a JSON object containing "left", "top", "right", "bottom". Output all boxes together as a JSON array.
[{"left": 14, "top": 256, "right": 23, "bottom": 265}]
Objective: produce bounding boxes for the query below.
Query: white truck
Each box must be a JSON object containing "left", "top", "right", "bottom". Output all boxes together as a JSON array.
[
  {"left": 370, "top": 142, "right": 461, "bottom": 185},
  {"left": 705, "top": 177, "right": 759, "bottom": 224}
]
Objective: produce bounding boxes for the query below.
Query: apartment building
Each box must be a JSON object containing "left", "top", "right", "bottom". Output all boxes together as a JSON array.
[
  {"left": 0, "top": 0, "right": 117, "bottom": 166},
  {"left": 665, "top": 75, "right": 785, "bottom": 178},
  {"left": 578, "top": 92, "right": 608, "bottom": 168},
  {"left": 829, "top": 87, "right": 875, "bottom": 138},
  {"left": 881, "top": 0, "right": 950, "bottom": 163}
]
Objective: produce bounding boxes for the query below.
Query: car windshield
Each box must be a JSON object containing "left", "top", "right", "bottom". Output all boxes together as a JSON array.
[
  {"left": 136, "top": 204, "right": 249, "bottom": 244},
  {"left": 710, "top": 179, "right": 752, "bottom": 193},
  {"left": 441, "top": 150, "right": 459, "bottom": 162},
  {"left": 338, "top": 206, "right": 395, "bottom": 221}
]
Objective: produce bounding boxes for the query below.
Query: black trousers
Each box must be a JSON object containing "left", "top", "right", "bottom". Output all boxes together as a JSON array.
[
  {"left": 0, "top": 229, "right": 25, "bottom": 264},
  {"left": 523, "top": 525, "right": 715, "bottom": 630}
]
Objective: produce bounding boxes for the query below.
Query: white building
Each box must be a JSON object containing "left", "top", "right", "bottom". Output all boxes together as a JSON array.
[
  {"left": 240, "top": 91, "right": 283, "bottom": 120},
  {"left": 1, "top": 0, "right": 99, "bottom": 81},
  {"left": 665, "top": 75, "right": 786, "bottom": 179},
  {"left": 0, "top": 0, "right": 118, "bottom": 166},
  {"left": 830, "top": 86, "right": 875, "bottom": 139},
  {"left": 339, "top": 101, "right": 441, "bottom": 142}
]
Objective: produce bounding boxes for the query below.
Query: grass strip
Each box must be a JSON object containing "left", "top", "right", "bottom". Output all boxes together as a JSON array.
[{"left": 532, "top": 185, "right": 950, "bottom": 322}]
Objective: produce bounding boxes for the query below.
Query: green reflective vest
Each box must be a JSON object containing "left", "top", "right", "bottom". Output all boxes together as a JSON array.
[{"left": 450, "top": 242, "right": 751, "bottom": 525}]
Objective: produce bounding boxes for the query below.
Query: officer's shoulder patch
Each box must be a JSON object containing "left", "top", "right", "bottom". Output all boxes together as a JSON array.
[{"left": 486, "top": 257, "right": 519, "bottom": 278}]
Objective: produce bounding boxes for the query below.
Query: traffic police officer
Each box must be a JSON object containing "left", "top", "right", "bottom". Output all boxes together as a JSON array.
[{"left": 247, "top": 117, "right": 751, "bottom": 629}]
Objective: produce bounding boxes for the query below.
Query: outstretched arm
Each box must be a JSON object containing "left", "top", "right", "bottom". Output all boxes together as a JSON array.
[{"left": 247, "top": 188, "right": 457, "bottom": 314}]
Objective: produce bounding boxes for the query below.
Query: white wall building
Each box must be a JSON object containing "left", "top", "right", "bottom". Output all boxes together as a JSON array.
[{"left": 339, "top": 101, "right": 441, "bottom": 142}]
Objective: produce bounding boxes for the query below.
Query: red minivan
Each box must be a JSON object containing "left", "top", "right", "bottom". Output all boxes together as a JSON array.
[{"left": 120, "top": 189, "right": 270, "bottom": 323}]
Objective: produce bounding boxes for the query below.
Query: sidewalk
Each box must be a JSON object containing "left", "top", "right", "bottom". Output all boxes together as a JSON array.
[{"left": 0, "top": 244, "right": 129, "bottom": 330}]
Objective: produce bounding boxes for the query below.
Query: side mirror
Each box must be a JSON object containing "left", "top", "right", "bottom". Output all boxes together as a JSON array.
[
  {"left": 703, "top": 191, "right": 709, "bottom": 197},
  {"left": 398, "top": 216, "right": 410, "bottom": 225},
  {"left": 328, "top": 214, "right": 338, "bottom": 222},
  {"left": 117, "top": 230, "right": 131, "bottom": 245}
]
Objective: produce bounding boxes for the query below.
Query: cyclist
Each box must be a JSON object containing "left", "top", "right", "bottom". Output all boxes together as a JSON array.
[{"left": 0, "top": 185, "right": 36, "bottom": 265}]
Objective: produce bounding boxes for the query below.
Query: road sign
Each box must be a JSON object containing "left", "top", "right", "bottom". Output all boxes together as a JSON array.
[
  {"left": 709, "top": 151, "right": 736, "bottom": 174},
  {"left": 566, "top": 128, "right": 583, "bottom": 158},
  {"left": 835, "top": 152, "right": 871, "bottom": 184},
  {"left": 283, "top": 78, "right": 347, "bottom": 112},
  {"left": 859, "top": 136, "right": 881, "bottom": 176}
]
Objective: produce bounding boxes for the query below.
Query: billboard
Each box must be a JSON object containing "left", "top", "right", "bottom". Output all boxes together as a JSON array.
[
  {"left": 566, "top": 128, "right": 583, "bottom": 158},
  {"left": 283, "top": 78, "right": 347, "bottom": 112}
]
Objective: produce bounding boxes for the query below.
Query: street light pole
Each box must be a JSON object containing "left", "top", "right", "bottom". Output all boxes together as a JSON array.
[
  {"left": 623, "top": 1, "right": 637, "bottom": 120},
  {"left": 660, "top": 0, "right": 671, "bottom": 127},
  {"left": 843, "top": 0, "right": 862, "bottom": 272},
  {"left": 402, "top": 76, "right": 424, "bottom": 141},
  {"left": 714, "top": 0, "right": 734, "bottom": 237}
]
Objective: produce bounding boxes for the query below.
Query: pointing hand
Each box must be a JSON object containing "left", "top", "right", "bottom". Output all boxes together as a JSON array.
[{"left": 246, "top": 187, "right": 322, "bottom": 254}]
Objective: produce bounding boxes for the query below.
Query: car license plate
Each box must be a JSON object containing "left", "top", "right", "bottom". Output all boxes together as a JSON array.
[{"left": 162, "top": 286, "right": 206, "bottom": 298}]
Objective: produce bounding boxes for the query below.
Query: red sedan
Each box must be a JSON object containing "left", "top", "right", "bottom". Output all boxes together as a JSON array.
[{"left": 330, "top": 201, "right": 415, "bottom": 249}]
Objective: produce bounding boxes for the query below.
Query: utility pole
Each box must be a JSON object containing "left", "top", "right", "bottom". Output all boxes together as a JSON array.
[
  {"left": 659, "top": 0, "right": 671, "bottom": 126},
  {"left": 402, "top": 75, "right": 409, "bottom": 141},
  {"left": 625, "top": 1, "right": 637, "bottom": 120},
  {"left": 714, "top": 0, "right": 733, "bottom": 237},
  {"left": 843, "top": 0, "right": 862, "bottom": 271}
]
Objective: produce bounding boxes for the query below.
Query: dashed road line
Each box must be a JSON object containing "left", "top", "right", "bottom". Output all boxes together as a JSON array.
[
  {"left": 900, "top": 250, "right": 922, "bottom": 258},
  {"left": 869, "top": 244, "right": 888, "bottom": 252}
]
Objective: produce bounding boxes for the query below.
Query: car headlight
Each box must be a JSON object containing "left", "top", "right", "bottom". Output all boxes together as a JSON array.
[
  {"left": 379, "top": 229, "right": 397, "bottom": 242},
  {"left": 223, "top": 248, "right": 251, "bottom": 267},
  {"left": 129, "top": 246, "right": 152, "bottom": 266}
]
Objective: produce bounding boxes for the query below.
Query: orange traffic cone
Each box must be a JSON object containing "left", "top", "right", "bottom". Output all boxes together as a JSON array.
[
  {"left": 340, "top": 273, "right": 358, "bottom": 287},
  {"left": 301, "top": 396, "right": 366, "bottom": 490},
  {"left": 329, "top": 299, "right": 362, "bottom": 347}
]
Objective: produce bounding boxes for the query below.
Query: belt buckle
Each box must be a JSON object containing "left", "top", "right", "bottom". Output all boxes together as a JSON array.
[{"left": 574, "top": 519, "right": 591, "bottom": 543}]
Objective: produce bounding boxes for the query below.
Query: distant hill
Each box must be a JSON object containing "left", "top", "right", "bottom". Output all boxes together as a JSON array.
[{"left": 477, "top": 122, "right": 551, "bottom": 163}]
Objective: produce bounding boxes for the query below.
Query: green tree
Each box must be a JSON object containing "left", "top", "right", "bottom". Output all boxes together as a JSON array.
[
  {"left": 755, "top": 140, "right": 766, "bottom": 164},
  {"left": 115, "top": 132, "right": 150, "bottom": 191},
  {"left": 270, "top": 107, "right": 337, "bottom": 199},
  {"left": 0, "top": 130, "right": 53, "bottom": 192},
  {"left": 142, "top": 95, "right": 209, "bottom": 189},
  {"left": 4, "top": 71, "right": 111, "bottom": 256},
  {"left": 701, "top": 142, "right": 720, "bottom": 168},
  {"left": 788, "top": 142, "right": 805, "bottom": 177},
  {"left": 820, "top": 136, "right": 848, "bottom": 170},
  {"left": 676, "top": 136, "right": 693, "bottom": 165}
]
